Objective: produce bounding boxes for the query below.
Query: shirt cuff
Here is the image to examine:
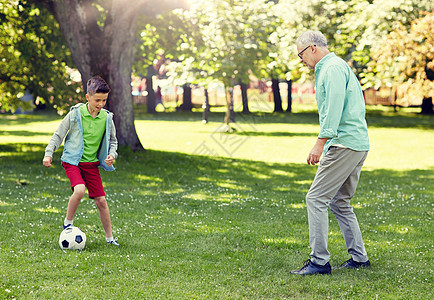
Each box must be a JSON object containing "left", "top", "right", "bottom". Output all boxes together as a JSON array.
[{"left": 318, "top": 128, "right": 336, "bottom": 139}]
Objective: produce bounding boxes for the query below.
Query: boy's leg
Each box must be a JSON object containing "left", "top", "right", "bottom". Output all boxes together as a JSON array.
[
  {"left": 94, "top": 196, "right": 113, "bottom": 238},
  {"left": 66, "top": 184, "right": 86, "bottom": 220},
  {"left": 80, "top": 162, "right": 116, "bottom": 242},
  {"left": 62, "top": 162, "right": 87, "bottom": 226}
]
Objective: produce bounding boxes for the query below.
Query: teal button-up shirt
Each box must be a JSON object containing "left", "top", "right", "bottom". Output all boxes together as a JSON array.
[{"left": 314, "top": 52, "right": 370, "bottom": 155}]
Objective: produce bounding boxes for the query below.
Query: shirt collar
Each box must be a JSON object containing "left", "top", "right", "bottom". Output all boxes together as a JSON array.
[
  {"left": 315, "top": 52, "right": 336, "bottom": 72},
  {"left": 81, "top": 103, "right": 103, "bottom": 119}
]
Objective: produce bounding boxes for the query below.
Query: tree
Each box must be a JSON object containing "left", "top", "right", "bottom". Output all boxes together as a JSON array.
[
  {"left": 134, "top": 10, "right": 202, "bottom": 112},
  {"left": 0, "top": 0, "right": 80, "bottom": 112},
  {"left": 186, "top": 0, "right": 261, "bottom": 114},
  {"left": 266, "top": 0, "right": 318, "bottom": 112},
  {"left": 27, "top": 0, "right": 187, "bottom": 150},
  {"left": 249, "top": 0, "right": 289, "bottom": 113},
  {"left": 337, "top": 0, "right": 433, "bottom": 78},
  {"left": 164, "top": 0, "right": 285, "bottom": 119},
  {"left": 367, "top": 12, "right": 434, "bottom": 113},
  {"left": 274, "top": 0, "right": 434, "bottom": 113},
  {"left": 163, "top": 0, "right": 241, "bottom": 122}
]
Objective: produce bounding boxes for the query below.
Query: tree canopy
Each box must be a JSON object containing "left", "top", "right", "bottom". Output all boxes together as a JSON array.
[
  {"left": 26, "top": 0, "right": 187, "bottom": 150},
  {"left": 0, "top": 0, "right": 80, "bottom": 112},
  {"left": 368, "top": 12, "right": 434, "bottom": 107}
]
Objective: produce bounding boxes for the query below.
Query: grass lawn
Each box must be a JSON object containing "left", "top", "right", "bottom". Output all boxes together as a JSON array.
[{"left": 0, "top": 105, "right": 433, "bottom": 299}]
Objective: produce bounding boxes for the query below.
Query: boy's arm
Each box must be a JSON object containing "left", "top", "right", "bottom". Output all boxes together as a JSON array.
[
  {"left": 108, "top": 118, "right": 118, "bottom": 159},
  {"left": 43, "top": 156, "right": 53, "bottom": 167},
  {"left": 43, "top": 113, "right": 71, "bottom": 166}
]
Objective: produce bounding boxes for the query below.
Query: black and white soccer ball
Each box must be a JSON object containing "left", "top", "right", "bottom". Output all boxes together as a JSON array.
[{"left": 59, "top": 227, "right": 87, "bottom": 250}]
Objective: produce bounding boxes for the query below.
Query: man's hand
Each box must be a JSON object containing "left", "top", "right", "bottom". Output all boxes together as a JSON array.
[
  {"left": 307, "top": 138, "right": 328, "bottom": 165},
  {"left": 104, "top": 155, "right": 114, "bottom": 166},
  {"left": 43, "top": 156, "right": 52, "bottom": 167}
]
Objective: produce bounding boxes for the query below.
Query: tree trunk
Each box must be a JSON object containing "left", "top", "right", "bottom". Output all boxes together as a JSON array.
[
  {"left": 420, "top": 97, "right": 433, "bottom": 114},
  {"left": 33, "top": 0, "right": 186, "bottom": 150},
  {"left": 146, "top": 66, "right": 156, "bottom": 114},
  {"left": 49, "top": 1, "right": 95, "bottom": 89},
  {"left": 49, "top": 0, "right": 144, "bottom": 150},
  {"left": 286, "top": 79, "right": 293, "bottom": 113},
  {"left": 271, "top": 78, "right": 283, "bottom": 112},
  {"left": 202, "top": 88, "right": 210, "bottom": 123},
  {"left": 239, "top": 79, "right": 250, "bottom": 113},
  {"left": 180, "top": 84, "right": 192, "bottom": 111},
  {"left": 421, "top": 63, "right": 434, "bottom": 114},
  {"left": 107, "top": 1, "right": 143, "bottom": 150},
  {"left": 224, "top": 87, "right": 235, "bottom": 125}
]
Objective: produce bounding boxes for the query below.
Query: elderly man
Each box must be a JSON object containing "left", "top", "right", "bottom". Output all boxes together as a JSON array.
[{"left": 290, "top": 31, "right": 371, "bottom": 275}]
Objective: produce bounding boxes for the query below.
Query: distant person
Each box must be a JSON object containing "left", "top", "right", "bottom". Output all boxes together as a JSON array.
[
  {"left": 43, "top": 76, "right": 120, "bottom": 247},
  {"left": 155, "top": 86, "right": 166, "bottom": 111},
  {"left": 290, "top": 31, "right": 370, "bottom": 275}
]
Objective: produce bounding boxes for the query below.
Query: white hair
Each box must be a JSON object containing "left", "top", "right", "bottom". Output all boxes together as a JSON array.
[{"left": 296, "top": 31, "right": 328, "bottom": 48}]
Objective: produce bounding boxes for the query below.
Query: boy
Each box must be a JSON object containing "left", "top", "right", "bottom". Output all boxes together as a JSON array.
[{"left": 43, "top": 76, "right": 120, "bottom": 247}]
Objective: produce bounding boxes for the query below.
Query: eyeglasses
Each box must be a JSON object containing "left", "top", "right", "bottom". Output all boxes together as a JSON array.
[{"left": 298, "top": 44, "right": 315, "bottom": 59}]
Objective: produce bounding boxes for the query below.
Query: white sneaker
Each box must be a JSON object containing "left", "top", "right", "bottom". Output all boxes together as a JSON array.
[
  {"left": 107, "top": 238, "right": 120, "bottom": 247},
  {"left": 62, "top": 223, "right": 74, "bottom": 230}
]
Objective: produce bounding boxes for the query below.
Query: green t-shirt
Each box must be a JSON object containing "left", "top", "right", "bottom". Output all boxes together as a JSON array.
[{"left": 79, "top": 104, "right": 107, "bottom": 162}]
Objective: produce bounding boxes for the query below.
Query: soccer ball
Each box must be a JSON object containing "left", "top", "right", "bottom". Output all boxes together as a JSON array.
[{"left": 59, "top": 227, "right": 87, "bottom": 250}]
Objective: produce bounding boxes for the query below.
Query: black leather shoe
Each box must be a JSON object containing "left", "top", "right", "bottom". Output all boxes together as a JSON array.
[
  {"left": 290, "top": 259, "right": 331, "bottom": 275},
  {"left": 335, "top": 258, "right": 371, "bottom": 269}
]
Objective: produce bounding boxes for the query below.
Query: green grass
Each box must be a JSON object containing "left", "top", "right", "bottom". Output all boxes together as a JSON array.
[{"left": 0, "top": 105, "right": 433, "bottom": 299}]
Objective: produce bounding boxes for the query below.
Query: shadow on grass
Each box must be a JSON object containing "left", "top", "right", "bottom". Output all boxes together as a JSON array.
[
  {"left": 1, "top": 143, "right": 433, "bottom": 268},
  {"left": 1, "top": 130, "right": 52, "bottom": 137},
  {"left": 134, "top": 109, "right": 434, "bottom": 129},
  {"left": 134, "top": 109, "right": 320, "bottom": 125},
  {"left": 3, "top": 142, "right": 431, "bottom": 210},
  {"left": 0, "top": 143, "right": 313, "bottom": 255},
  {"left": 366, "top": 110, "right": 434, "bottom": 129},
  {"left": 1, "top": 143, "right": 432, "bottom": 196},
  {"left": 0, "top": 111, "right": 60, "bottom": 125},
  {"left": 2, "top": 108, "right": 433, "bottom": 130},
  {"left": 232, "top": 131, "right": 318, "bottom": 137},
  {"left": 0, "top": 144, "right": 48, "bottom": 163}
]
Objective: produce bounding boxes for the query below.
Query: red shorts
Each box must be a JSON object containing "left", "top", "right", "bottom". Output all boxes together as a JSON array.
[{"left": 62, "top": 161, "right": 105, "bottom": 198}]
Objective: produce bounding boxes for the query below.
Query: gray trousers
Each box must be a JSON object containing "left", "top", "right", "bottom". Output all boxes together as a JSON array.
[{"left": 306, "top": 146, "right": 369, "bottom": 265}]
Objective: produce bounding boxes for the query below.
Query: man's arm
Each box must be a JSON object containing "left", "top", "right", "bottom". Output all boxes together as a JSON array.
[
  {"left": 307, "top": 138, "right": 328, "bottom": 165},
  {"left": 318, "top": 65, "right": 347, "bottom": 140}
]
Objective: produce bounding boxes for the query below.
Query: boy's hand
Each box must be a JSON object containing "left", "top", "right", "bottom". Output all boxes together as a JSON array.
[
  {"left": 105, "top": 155, "right": 114, "bottom": 166},
  {"left": 43, "top": 156, "right": 52, "bottom": 167}
]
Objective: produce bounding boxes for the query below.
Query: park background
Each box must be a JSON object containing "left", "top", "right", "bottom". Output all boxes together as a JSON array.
[{"left": 1, "top": 0, "right": 433, "bottom": 299}]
